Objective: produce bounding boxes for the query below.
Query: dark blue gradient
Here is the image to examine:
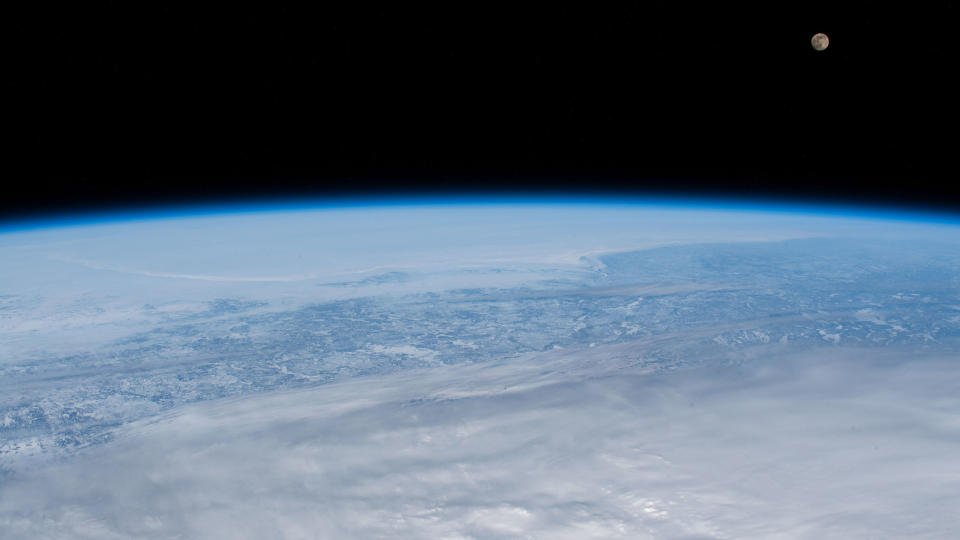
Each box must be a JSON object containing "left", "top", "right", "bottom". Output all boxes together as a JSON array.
[{"left": 3, "top": 193, "right": 960, "bottom": 235}]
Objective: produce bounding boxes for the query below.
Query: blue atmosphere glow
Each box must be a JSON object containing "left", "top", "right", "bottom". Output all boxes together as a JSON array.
[{"left": 3, "top": 193, "right": 960, "bottom": 235}]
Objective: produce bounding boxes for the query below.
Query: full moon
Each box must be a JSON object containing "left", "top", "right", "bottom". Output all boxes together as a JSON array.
[{"left": 811, "top": 32, "right": 829, "bottom": 51}]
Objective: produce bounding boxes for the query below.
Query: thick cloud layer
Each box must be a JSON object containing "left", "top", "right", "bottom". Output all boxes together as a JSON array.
[{"left": 2, "top": 343, "right": 957, "bottom": 539}]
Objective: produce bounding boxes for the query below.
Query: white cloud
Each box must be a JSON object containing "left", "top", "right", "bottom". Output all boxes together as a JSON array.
[
  {"left": 367, "top": 344, "right": 440, "bottom": 364},
  {"left": 2, "top": 343, "right": 958, "bottom": 539}
]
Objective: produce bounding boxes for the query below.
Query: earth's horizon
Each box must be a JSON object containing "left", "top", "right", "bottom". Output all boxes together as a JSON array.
[{"left": 1, "top": 200, "right": 958, "bottom": 538}]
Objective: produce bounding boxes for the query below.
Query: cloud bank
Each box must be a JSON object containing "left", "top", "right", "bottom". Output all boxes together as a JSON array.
[{"left": 2, "top": 344, "right": 958, "bottom": 539}]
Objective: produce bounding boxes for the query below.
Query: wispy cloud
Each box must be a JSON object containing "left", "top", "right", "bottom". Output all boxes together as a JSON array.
[{"left": 50, "top": 255, "right": 322, "bottom": 282}]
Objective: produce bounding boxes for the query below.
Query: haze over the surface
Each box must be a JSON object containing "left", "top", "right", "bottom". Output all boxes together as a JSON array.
[
  {"left": 3, "top": 203, "right": 953, "bottom": 294},
  {"left": 3, "top": 204, "right": 950, "bottom": 356}
]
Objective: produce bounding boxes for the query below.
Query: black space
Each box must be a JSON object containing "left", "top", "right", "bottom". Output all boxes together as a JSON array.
[{"left": 10, "top": 3, "right": 959, "bottom": 221}]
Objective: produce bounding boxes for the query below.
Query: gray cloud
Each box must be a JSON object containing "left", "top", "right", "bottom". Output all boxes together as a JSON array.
[{"left": 2, "top": 344, "right": 958, "bottom": 539}]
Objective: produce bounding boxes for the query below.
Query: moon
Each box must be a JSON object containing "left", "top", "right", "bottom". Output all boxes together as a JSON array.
[{"left": 811, "top": 33, "right": 829, "bottom": 51}]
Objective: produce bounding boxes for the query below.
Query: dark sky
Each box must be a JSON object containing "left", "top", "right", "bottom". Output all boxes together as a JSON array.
[{"left": 11, "top": 3, "right": 959, "bottom": 221}]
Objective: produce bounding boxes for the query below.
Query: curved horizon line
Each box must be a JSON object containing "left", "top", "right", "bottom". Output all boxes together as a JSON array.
[{"left": 3, "top": 193, "right": 960, "bottom": 234}]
